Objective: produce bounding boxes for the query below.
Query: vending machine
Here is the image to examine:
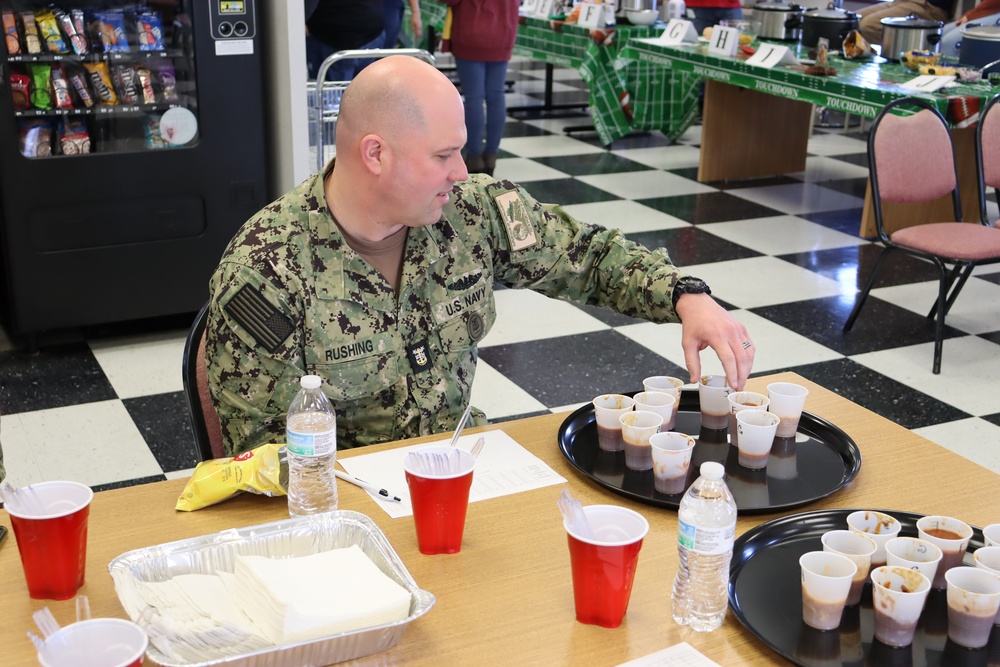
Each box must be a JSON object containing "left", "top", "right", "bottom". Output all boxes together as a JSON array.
[{"left": 0, "top": 0, "right": 268, "bottom": 336}]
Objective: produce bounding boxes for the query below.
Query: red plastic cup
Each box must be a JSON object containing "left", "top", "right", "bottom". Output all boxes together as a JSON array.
[
  {"left": 403, "top": 446, "right": 476, "bottom": 555},
  {"left": 37, "top": 618, "right": 148, "bottom": 667},
  {"left": 6, "top": 481, "right": 93, "bottom": 600},
  {"left": 564, "top": 504, "right": 649, "bottom": 628}
]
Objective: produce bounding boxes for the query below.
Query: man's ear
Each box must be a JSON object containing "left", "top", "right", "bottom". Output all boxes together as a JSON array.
[{"left": 359, "top": 133, "right": 384, "bottom": 175}]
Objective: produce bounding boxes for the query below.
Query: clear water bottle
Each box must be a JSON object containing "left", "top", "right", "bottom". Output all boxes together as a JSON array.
[
  {"left": 671, "top": 461, "right": 737, "bottom": 631},
  {"left": 286, "top": 375, "right": 338, "bottom": 516}
]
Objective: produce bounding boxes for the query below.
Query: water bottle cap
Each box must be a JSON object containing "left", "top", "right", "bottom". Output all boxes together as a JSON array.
[
  {"left": 700, "top": 461, "right": 725, "bottom": 480},
  {"left": 300, "top": 375, "right": 322, "bottom": 389}
]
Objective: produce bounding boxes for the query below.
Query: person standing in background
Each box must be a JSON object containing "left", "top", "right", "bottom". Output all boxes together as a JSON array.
[
  {"left": 305, "top": 0, "right": 386, "bottom": 81},
  {"left": 384, "top": 0, "right": 423, "bottom": 48},
  {"left": 857, "top": 0, "right": 955, "bottom": 45},
  {"left": 685, "top": 0, "right": 743, "bottom": 34},
  {"left": 440, "top": 0, "right": 519, "bottom": 177},
  {"left": 939, "top": 0, "right": 1000, "bottom": 56}
]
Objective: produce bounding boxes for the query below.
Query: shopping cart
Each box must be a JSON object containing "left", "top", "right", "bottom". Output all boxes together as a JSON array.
[{"left": 309, "top": 48, "right": 436, "bottom": 172}]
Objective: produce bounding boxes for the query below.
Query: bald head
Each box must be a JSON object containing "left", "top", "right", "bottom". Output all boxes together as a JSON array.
[{"left": 336, "top": 56, "right": 462, "bottom": 150}]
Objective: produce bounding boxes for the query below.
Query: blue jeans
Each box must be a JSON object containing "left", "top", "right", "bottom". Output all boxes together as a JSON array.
[
  {"left": 383, "top": 0, "right": 405, "bottom": 48},
  {"left": 689, "top": 7, "right": 744, "bottom": 35},
  {"left": 454, "top": 57, "right": 508, "bottom": 156},
  {"left": 307, "top": 31, "right": 386, "bottom": 82}
]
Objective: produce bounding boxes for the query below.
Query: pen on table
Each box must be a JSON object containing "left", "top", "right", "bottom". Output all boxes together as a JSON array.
[
  {"left": 333, "top": 470, "right": 402, "bottom": 503},
  {"left": 449, "top": 402, "right": 475, "bottom": 448}
]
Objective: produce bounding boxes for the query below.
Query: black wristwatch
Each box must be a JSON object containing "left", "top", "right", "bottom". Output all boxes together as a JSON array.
[{"left": 671, "top": 276, "right": 712, "bottom": 309}]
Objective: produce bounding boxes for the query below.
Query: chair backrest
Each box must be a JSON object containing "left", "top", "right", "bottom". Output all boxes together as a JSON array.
[
  {"left": 181, "top": 302, "right": 226, "bottom": 462},
  {"left": 976, "top": 93, "right": 1000, "bottom": 225},
  {"left": 868, "top": 97, "right": 962, "bottom": 242}
]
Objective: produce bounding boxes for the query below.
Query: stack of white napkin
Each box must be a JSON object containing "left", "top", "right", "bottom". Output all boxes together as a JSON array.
[{"left": 231, "top": 545, "right": 413, "bottom": 644}]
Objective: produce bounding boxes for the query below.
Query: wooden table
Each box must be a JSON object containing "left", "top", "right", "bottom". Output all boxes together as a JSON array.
[
  {"left": 620, "top": 39, "right": 997, "bottom": 238},
  {"left": 3, "top": 371, "right": 999, "bottom": 666}
]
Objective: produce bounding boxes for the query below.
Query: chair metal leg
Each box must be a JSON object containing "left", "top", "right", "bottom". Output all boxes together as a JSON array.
[
  {"left": 932, "top": 266, "right": 949, "bottom": 374},
  {"left": 940, "top": 264, "right": 976, "bottom": 319},
  {"left": 926, "top": 264, "right": 963, "bottom": 320},
  {"left": 844, "top": 246, "right": 893, "bottom": 332}
]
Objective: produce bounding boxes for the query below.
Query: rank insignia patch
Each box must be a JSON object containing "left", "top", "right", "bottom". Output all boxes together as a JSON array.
[
  {"left": 467, "top": 312, "right": 485, "bottom": 342},
  {"left": 406, "top": 339, "right": 433, "bottom": 373}
]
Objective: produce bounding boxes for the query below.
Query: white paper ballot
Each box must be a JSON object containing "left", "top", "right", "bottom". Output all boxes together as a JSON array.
[
  {"left": 339, "top": 430, "right": 568, "bottom": 519},
  {"left": 577, "top": 2, "right": 605, "bottom": 28},
  {"left": 708, "top": 25, "right": 740, "bottom": 57},
  {"left": 745, "top": 43, "right": 800, "bottom": 68},
  {"left": 656, "top": 19, "right": 699, "bottom": 45},
  {"left": 533, "top": 0, "right": 556, "bottom": 17},
  {"left": 615, "top": 642, "right": 723, "bottom": 667},
  {"left": 900, "top": 75, "right": 956, "bottom": 92}
]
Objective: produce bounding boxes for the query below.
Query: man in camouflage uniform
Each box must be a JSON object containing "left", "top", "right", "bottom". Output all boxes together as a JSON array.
[{"left": 206, "top": 56, "right": 755, "bottom": 456}]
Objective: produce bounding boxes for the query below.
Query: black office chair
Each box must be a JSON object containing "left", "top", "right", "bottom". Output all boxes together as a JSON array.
[{"left": 181, "top": 302, "right": 226, "bottom": 461}]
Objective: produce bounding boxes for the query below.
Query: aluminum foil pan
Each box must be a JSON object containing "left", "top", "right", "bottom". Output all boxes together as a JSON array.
[{"left": 108, "top": 511, "right": 435, "bottom": 667}]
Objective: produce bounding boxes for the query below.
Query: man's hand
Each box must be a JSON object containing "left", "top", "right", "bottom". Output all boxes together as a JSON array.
[
  {"left": 410, "top": 11, "right": 423, "bottom": 39},
  {"left": 675, "top": 292, "right": 754, "bottom": 390}
]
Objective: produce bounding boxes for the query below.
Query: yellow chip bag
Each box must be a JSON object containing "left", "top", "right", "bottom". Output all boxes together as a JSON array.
[{"left": 176, "top": 443, "right": 288, "bottom": 511}]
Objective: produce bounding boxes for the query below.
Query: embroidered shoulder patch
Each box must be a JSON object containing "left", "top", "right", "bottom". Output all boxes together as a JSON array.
[
  {"left": 224, "top": 284, "right": 294, "bottom": 353},
  {"left": 493, "top": 190, "right": 538, "bottom": 252}
]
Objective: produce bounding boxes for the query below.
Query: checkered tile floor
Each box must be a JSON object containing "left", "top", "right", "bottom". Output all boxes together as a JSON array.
[{"left": 2, "top": 57, "right": 1000, "bottom": 492}]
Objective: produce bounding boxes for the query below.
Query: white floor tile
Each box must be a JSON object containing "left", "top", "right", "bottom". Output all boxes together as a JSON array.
[
  {"left": 561, "top": 200, "right": 690, "bottom": 234},
  {"left": 493, "top": 157, "right": 569, "bottom": 182},
  {"left": 611, "top": 145, "right": 703, "bottom": 170},
  {"left": 684, "top": 256, "right": 849, "bottom": 308},
  {"left": 1, "top": 401, "right": 163, "bottom": 487},
  {"left": 805, "top": 133, "right": 869, "bottom": 156},
  {"left": 851, "top": 335, "right": 1000, "bottom": 416},
  {"left": 790, "top": 156, "right": 871, "bottom": 183},
  {"left": 165, "top": 468, "right": 196, "bottom": 481},
  {"left": 89, "top": 331, "right": 187, "bottom": 399},
  {"left": 509, "top": 79, "right": 582, "bottom": 95},
  {"left": 913, "top": 418, "right": 1000, "bottom": 475},
  {"left": 675, "top": 124, "right": 702, "bottom": 145},
  {"left": 549, "top": 401, "right": 591, "bottom": 414},
  {"left": 504, "top": 93, "right": 545, "bottom": 110},
  {"left": 471, "top": 360, "right": 548, "bottom": 420},
  {"left": 577, "top": 170, "right": 716, "bottom": 199},
  {"left": 479, "top": 289, "right": 609, "bottom": 347},
  {"left": 699, "top": 215, "right": 867, "bottom": 255},
  {"left": 871, "top": 277, "right": 1000, "bottom": 335},
  {"left": 728, "top": 182, "right": 866, "bottom": 215},
  {"left": 519, "top": 116, "right": 597, "bottom": 134},
  {"left": 500, "top": 135, "right": 605, "bottom": 158}
]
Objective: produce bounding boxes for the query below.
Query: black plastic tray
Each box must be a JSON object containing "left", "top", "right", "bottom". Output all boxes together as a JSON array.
[
  {"left": 557, "top": 389, "right": 861, "bottom": 514},
  {"left": 729, "top": 508, "right": 996, "bottom": 667}
]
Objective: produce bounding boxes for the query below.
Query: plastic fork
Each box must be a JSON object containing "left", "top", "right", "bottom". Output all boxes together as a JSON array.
[
  {"left": 557, "top": 488, "right": 595, "bottom": 540},
  {"left": 33, "top": 607, "right": 60, "bottom": 640},
  {"left": 470, "top": 437, "right": 486, "bottom": 459}
]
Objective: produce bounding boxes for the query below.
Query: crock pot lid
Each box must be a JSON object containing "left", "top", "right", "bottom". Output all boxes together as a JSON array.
[
  {"left": 806, "top": 7, "right": 854, "bottom": 18},
  {"left": 879, "top": 16, "right": 943, "bottom": 28},
  {"left": 753, "top": 1, "right": 797, "bottom": 9},
  {"left": 963, "top": 25, "right": 1000, "bottom": 41}
]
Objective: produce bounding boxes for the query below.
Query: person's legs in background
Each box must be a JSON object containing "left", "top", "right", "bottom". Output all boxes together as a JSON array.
[
  {"left": 454, "top": 56, "right": 487, "bottom": 173},
  {"left": 383, "top": 0, "right": 405, "bottom": 48},
  {"left": 482, "top": 60, "right": 508, "bottom": 177},
  {"left": 689, "top": 7, "right": 743, "bottom": 35}
]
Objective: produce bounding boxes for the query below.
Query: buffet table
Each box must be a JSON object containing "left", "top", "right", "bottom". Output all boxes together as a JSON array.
[
  {"left": 621, "top": 38, "right": 998, "bottom": 236},
  {"left": 3, "top": 371, "right": 999, "bottom": 665}
]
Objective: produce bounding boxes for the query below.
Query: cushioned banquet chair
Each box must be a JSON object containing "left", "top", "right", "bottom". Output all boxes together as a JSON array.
[
  {"left": 843, "top": 97, "right": 1000, "bottom": 374},
  {"left": 181, "top": 302, "right": 226, "bottom": 461},
  {"left": 976, "top": 93, "right": 1000, "bottom": 227}
]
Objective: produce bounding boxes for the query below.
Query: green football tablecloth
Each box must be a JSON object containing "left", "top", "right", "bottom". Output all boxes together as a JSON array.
[{"left": 406, "top": 6, "right": 701, "bottom": 145}]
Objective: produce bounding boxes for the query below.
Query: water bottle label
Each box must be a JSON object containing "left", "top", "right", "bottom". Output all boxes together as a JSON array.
[
  {"left": 287, "top": 429, "right": 336, "bottom": 457},
  {"left": 678, "top": 519, "right": 735, "bottom": 555}
]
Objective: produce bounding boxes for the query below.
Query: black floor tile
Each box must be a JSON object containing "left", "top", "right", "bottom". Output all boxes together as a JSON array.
[
  {"left": 818, "top": 177, "right": 869, "bottom": 199},
  {"left": 519, "top": 178, "right": 621, "bottom": 205},
  {"left": 123, "top": 392, "right": 200, "bottom": 472},
  {"left": 0, "top": 343, "right": 117, "bottom": 414},
  {"left": 828, "top": 153, "right": 870, "bottom": 169},
  {"left": 978, "top": 271, "right": 1000, "bottom": 287},
  {"left": 531, "top": 152, "right": 652, "bottom": 176},
  {"left": 980, "top": 330, "right": 1000, "bottom": 346},
  {"left": 626, "top": 226, "right": 764, "bottom": 265},
  {"left": 93, "top": 474, "right": 168, "bottom": 492},
  {"left": 502, "top": 121, "right": 553, "bottom": 138},
  {"left": 575, "top": 302, "right": 646, "bottom": 327},
  {"left": 983, "top": 413, "right": 1000, "bottom": 429},
  {"left": 799, "top": 208, "right": 866, "bottom": 237},
  {"left": 778, "top": 244, "right": 940, "bottom": 289},
  {"left": 602, "top": 131, "right": 677, "bottom": 150},
  {"left": 700, "top": 175, "right": 804, "bottom": 191},
  {"left": 751, "top": 295, "right": 965, "bottom": 356},
  {"left": 636, "top": 192, "right": 785, "bottom": 224},
  {"left": 491, "top": 410, "right": 553, "bottom": 423},
  {"left": 478, "top": 330, "right": 685, "bottom": 407},
  {"left": 758, "top": 358, "right": 970, "bottom": 430}
]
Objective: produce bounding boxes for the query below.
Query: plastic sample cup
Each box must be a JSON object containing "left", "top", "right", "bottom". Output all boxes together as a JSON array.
[
  {"left": 767, "top": 382, "right": 809, "bottom": 438},
  {"left": 822, "top": 529, "right": 877, "bottom": 606},
  {"left": 642, "top": 376, "right": 683, "bottom": 430},
  {"left": 619, "top": 410, "right": 663, "bottom": 471},
  {"left": 800, "top": 551, "right": 857, "bottom": 631},
  {"left": 944, "top": 566, "right": 1000, "bottom": 648},
  {"left": 972, "top": 546, "right": 1000, "bottom": 623},
  {"left": 735, "top": 409, "right": 779, "bottom": 470},
  {"left": 565, "top": 504, "right": 649, "bottom": 628},
  {"left": 38, "top": 618, "right": 148, "bottom": 667},
  {"left": 593, "top": 394, "right": 635, "bottom": 452},
  {"left": 402, "top": 447, "right": 476, "bottom": 555},
  {"left": 870, "top": 565, "right": 931, "bottom": 647},
  {"left": 6, "top": 480, "right": 94, "bottom": 600},
  {"left": 846, "top": 510, "right": 902, "bottom": 566},
  {"left": 649, "top": 431, "right": 696, "bottom": 495},
  {"left": 885, "top": 536, "right": 943, "bottom": 587},
  {"left": 697, "top": 375, "right": 731, "bottom": 430},
  {"left": 916, "top": 515, "right": 973, "bottom": 589},
  {"left": 984, "top": 523, "right": 1000, "bottom": 547},
  {"left": 632, "top": 392, "right": 676, "bottom": 435},
  {"left": 727, "top": 391, "right": 769, "bottom": 448}
]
